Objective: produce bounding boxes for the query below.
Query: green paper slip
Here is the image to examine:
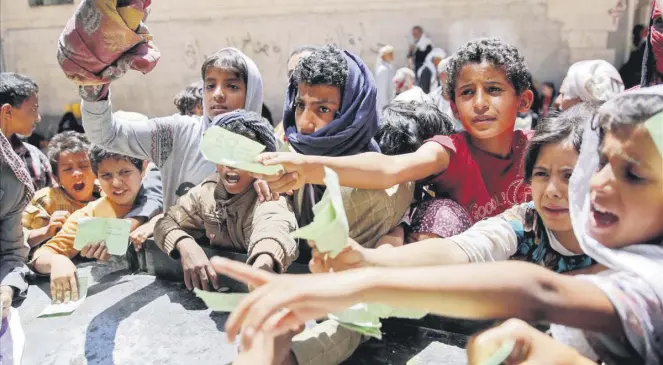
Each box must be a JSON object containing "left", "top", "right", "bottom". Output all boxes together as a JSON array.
[
  {"left": 328, "top": 303, "right": 427, "bottom": 339},
  {"left": 73, "top": 217, "right": 131, "bottom": 256},
  {"left": 201, "top": 126, "right": 283, "bottom": 175},
  {"left": 337, "top": 321, "right": 383, "bottom": 340},
  {"left": 645, "top": 112, "right": 663, "bottom": 157},
  {"left": 194, "top": 289, "right": 247, "bottom": 312},
  {"left": 291, "top": 167, "right": 350, "bottom": 258},
  {"left": 38, "top": 276, "right": 89, "bottom": 318},
  {"left": 480, "top": 339, "right": 516, "bottom": 365}
]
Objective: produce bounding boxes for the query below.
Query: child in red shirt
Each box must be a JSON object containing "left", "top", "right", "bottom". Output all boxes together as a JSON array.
[{"left": 257, "top": 38, "right": 535, "bottom": 241}]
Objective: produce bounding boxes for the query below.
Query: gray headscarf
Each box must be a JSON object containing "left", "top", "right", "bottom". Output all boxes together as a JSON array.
[{"left": 202, "top": 48, "right": 264, "bottom": 124}]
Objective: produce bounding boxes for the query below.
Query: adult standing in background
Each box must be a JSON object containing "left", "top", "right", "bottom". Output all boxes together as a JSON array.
[
  {"left": 417, "top": 48, "right": 446, "bottom": 94},
  {"left": 408, "top": 26, "right": 433, "bottom": 79},
  {"left": 375, "top": 45, "right": 395, "bottom": 112},
  {"left": 619, "top": 24, "right": 648, "bottom": 89}
]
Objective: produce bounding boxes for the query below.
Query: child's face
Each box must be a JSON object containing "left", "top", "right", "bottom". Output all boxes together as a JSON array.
[
  {"left": 56, "top": 151, "right": 96, "bottom": 203},
  {"left": 541, "top": 85, "right": 554, "bottom": 98},
  {"left": 589, "top": 126, "right": 663, "bottom": 248},
  {"left": 287, "top": 51, "right": 313, "bottom": 80},
  {"left": 1, "top": 93, "right": 41, "bottom": 137},
  {"left": 294, "top": 83, "right": 341, "bottom": 135},
  {"left": 450, "top": 61, "right": 532, "bottom": 141},
  {"left": 204, "top": 68, "right": 247, "bottom": 119},
  {"left": 216, "top": 164, "right": 254, "bottom": 195},
  {"left": 531, "top": 141, "right": 577, "bottom": 236},
  {"left": 97, "top": 158, "right": 144, "bottom": 206}
]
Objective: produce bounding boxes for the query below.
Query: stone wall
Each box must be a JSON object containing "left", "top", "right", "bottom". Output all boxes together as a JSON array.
[{"left": 1, "top": 0, "right": 636, "bottom": 136}]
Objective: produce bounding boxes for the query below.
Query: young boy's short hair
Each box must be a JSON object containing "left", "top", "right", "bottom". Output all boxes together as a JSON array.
[
  {"left": 173, "top": 81, "right": 203, "bottom": 115},
  {"left": 47, "top": 131, "right": 91, "bottom": 176},
  {"left": 445, "top": 38, "right": 532, "bottom": 101},
  {"left": 523, "top": 102, "right": 599, "bottom": 183},
  {"left": 201, "top": 49, "right": 249, "bottom": 85},
  {"left": 89, "top": 145, "right": 144, "bottom": 174},
  {"left": 376, "top": 101, "right": 454, "bottom": 155},
  {"left": 215, "top": 110, "right": 278, "bottom": 153},
  {"left": 0, "top": 72, "right": 39, "bottom": 107},
  {"left": 292, "top": 44, "right": 348, "bottom": 91},
  {"left": 597, "top": 92, "right": 663, "bottom": 131}
]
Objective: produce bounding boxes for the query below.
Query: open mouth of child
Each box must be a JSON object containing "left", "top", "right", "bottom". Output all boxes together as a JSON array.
[
  {"left": 590, "top": 203, "right": 619, "bottom": 229},
  {"left": 224, "top": 172, "right": 241, "bottom": 184},
  {"left": 72, "top": 182, "right": 86, "bottom": 192}
]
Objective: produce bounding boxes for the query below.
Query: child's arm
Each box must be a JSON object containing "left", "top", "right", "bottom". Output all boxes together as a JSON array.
[
  {"left": 153, "top": 183, "right": 219, "bottom": 291},
  {"left": 125, "top": 166, "right": 164, "bottom": 231},
  {"left": 258, "top": 141, "right": 450, "bottom": 191},
  {"left": 246, "top": 197, "right": 299, "bottom": 273},
  {"left": 25, "top": 210, "right": 70, "bottom": 248},
  {"left": 314, "top": 216, "right": 518, "bottom": 272},
  {"left": 32, "top": 208, "right": 89, "bottom": 262},
  {"left": 81, "top": 96, "right": 182, "bottom": 168},
  {"left": 375, "top": 224, "right": 405, "bottom": 248},
  {"left": 214, "top": 259, "right": 621, "bottom": 343}
]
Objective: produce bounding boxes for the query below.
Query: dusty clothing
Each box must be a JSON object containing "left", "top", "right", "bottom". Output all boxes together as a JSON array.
[
  {"left": 32, "top": 196, "right": 131, "bottom": 260},
  {"left": 289, "top": 182, "right": 414, "bottom": 365},
  {"left": 0, "top": 160, "right": 31, "bottom": 299},
  {"left": 154, "top": 173, "right": 298, "bottom": 272},
  {"left": 22, "top": 166, "right": 163, "bottom": 247}
]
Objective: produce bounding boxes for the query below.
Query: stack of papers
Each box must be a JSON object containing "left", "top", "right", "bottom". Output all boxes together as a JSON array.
[
  {"left": 38, "top": 276, "right": 89, "bottom": 318},
  {"left": 73, "top": 217, "right": 131, "bottom": 256},
  {"left": 291, "top": 167, "right": 349, "bottom": 258},
  {"left": 201, "top": 126, "right": 283, "bottom": 175}
]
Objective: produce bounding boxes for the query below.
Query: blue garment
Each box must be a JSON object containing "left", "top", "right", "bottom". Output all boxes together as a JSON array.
[
  {"left": 283, "top": 50, "right": 380, "bottom": 157},
  {"left": 505, "top": 202, "right": 595, "bottom": 273}
]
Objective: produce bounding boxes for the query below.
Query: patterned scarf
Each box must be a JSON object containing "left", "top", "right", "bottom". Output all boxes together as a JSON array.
[{"left": 0, "top": 131, "right": 34, "bottom": 204}]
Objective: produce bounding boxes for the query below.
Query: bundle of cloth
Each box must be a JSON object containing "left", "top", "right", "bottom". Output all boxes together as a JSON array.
[{"left": 57, "top": 0, "right": 161, "bottom": 101}]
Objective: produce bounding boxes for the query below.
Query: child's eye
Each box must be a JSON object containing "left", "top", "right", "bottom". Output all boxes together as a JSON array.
[
  {"left": 534, "top": 171, "right": 549, "bottom": 178},
  {"left": 228, "top": 84, "right": 240, "bottom": 90},
  {"left": 63, "top": 168, "right": 73, "bottom": 172},
  {"left": 120, "top": 170, "right": 132, "bottom": 176},
  {"left": 100, "top": 174, "right": 111, "bottom": 180},
  {"left": 206, "top": 83, "right": 215, "bottom": 90},
  {"left": 625, "top": 169, "right": 645, "bottom": 183},
  {"left": 295, "top": 102, "right": 305, "bottom": 110},
  {"left": 488, "top": 86, "right": 503, "bottom": 93},
  {"left": 460, "top": 89, "right": 474, "bottom": 96},
  {"left": 564, "top": 172, "right": 573, "bottom": 181},
  {"left": 319, "top": 106, "right": 331, "bottom": 113}
]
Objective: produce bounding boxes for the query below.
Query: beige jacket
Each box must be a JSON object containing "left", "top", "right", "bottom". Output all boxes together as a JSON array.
[{"left": 154, "top": 173, "right": 298, "bottom": 272}]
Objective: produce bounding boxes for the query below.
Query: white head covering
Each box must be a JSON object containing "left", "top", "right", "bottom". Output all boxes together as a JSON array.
[
  {"left": 567, "top": 86, "right": 663, "bottom": 361},
  {"left": 394, "top": 86, "right": 432, "bottom": 103},
  {"left": 560, "top": 60, "right": 624, "bottom": 104},
  {"left": 376, "top": 45, "right": 395, "bottom": 66},
  {"left": 437, "top": 57, "right": 451, "bottom": 75},
  {"left": 393, "top": 67, "right": 416, "bottom": 94},
  {"left": 201, "top": 47, "right": 264, "bottom": 124},
  {"left": 417, "top": 48, "right": 446, "bottom": 80}
]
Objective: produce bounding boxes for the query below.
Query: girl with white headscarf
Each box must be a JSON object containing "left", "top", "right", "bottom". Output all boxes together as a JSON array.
[
  {"left": 374, "top": 45, "right": 396, "bottom": 112},
  {"left": 557, "top": 60, "right": 624, "bottom": 111},
  {"left": 417, "top": 48, "right": 446, "bottom": 94}
]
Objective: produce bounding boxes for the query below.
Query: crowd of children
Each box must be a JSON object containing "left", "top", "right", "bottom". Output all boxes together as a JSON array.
[{"left": 0, "top": 0, "right": 662, "bottom": 364}]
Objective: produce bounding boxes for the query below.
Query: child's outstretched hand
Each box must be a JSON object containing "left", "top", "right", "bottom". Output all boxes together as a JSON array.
[
  {"left": 253, "top": 152, "right": 310, "bottom": 194},
  {"left": 211, "top": 257, "right": 363, "bottom": 348},
  {"left": 467, "top": 319, "right": 595, "bottom": 365},
  {"left": 49, "top": 255, "right": 79, "bottom": 303},
  {"left": 45, "top": 210, "right": 70, "bottom": 237},
  {"left": 308, "top": 238, "right": 368, "bottom": 273},
  {"left": 80, "top": 241, "right": 111, "bottom": 262},
  {"left": 177, "top": 238, "right": 220, "bottom": 291}
]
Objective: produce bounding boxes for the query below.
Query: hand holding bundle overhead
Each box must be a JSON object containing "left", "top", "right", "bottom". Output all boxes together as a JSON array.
[{"left": 57, "top": 0, "right": 161, "bottom": 101}]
